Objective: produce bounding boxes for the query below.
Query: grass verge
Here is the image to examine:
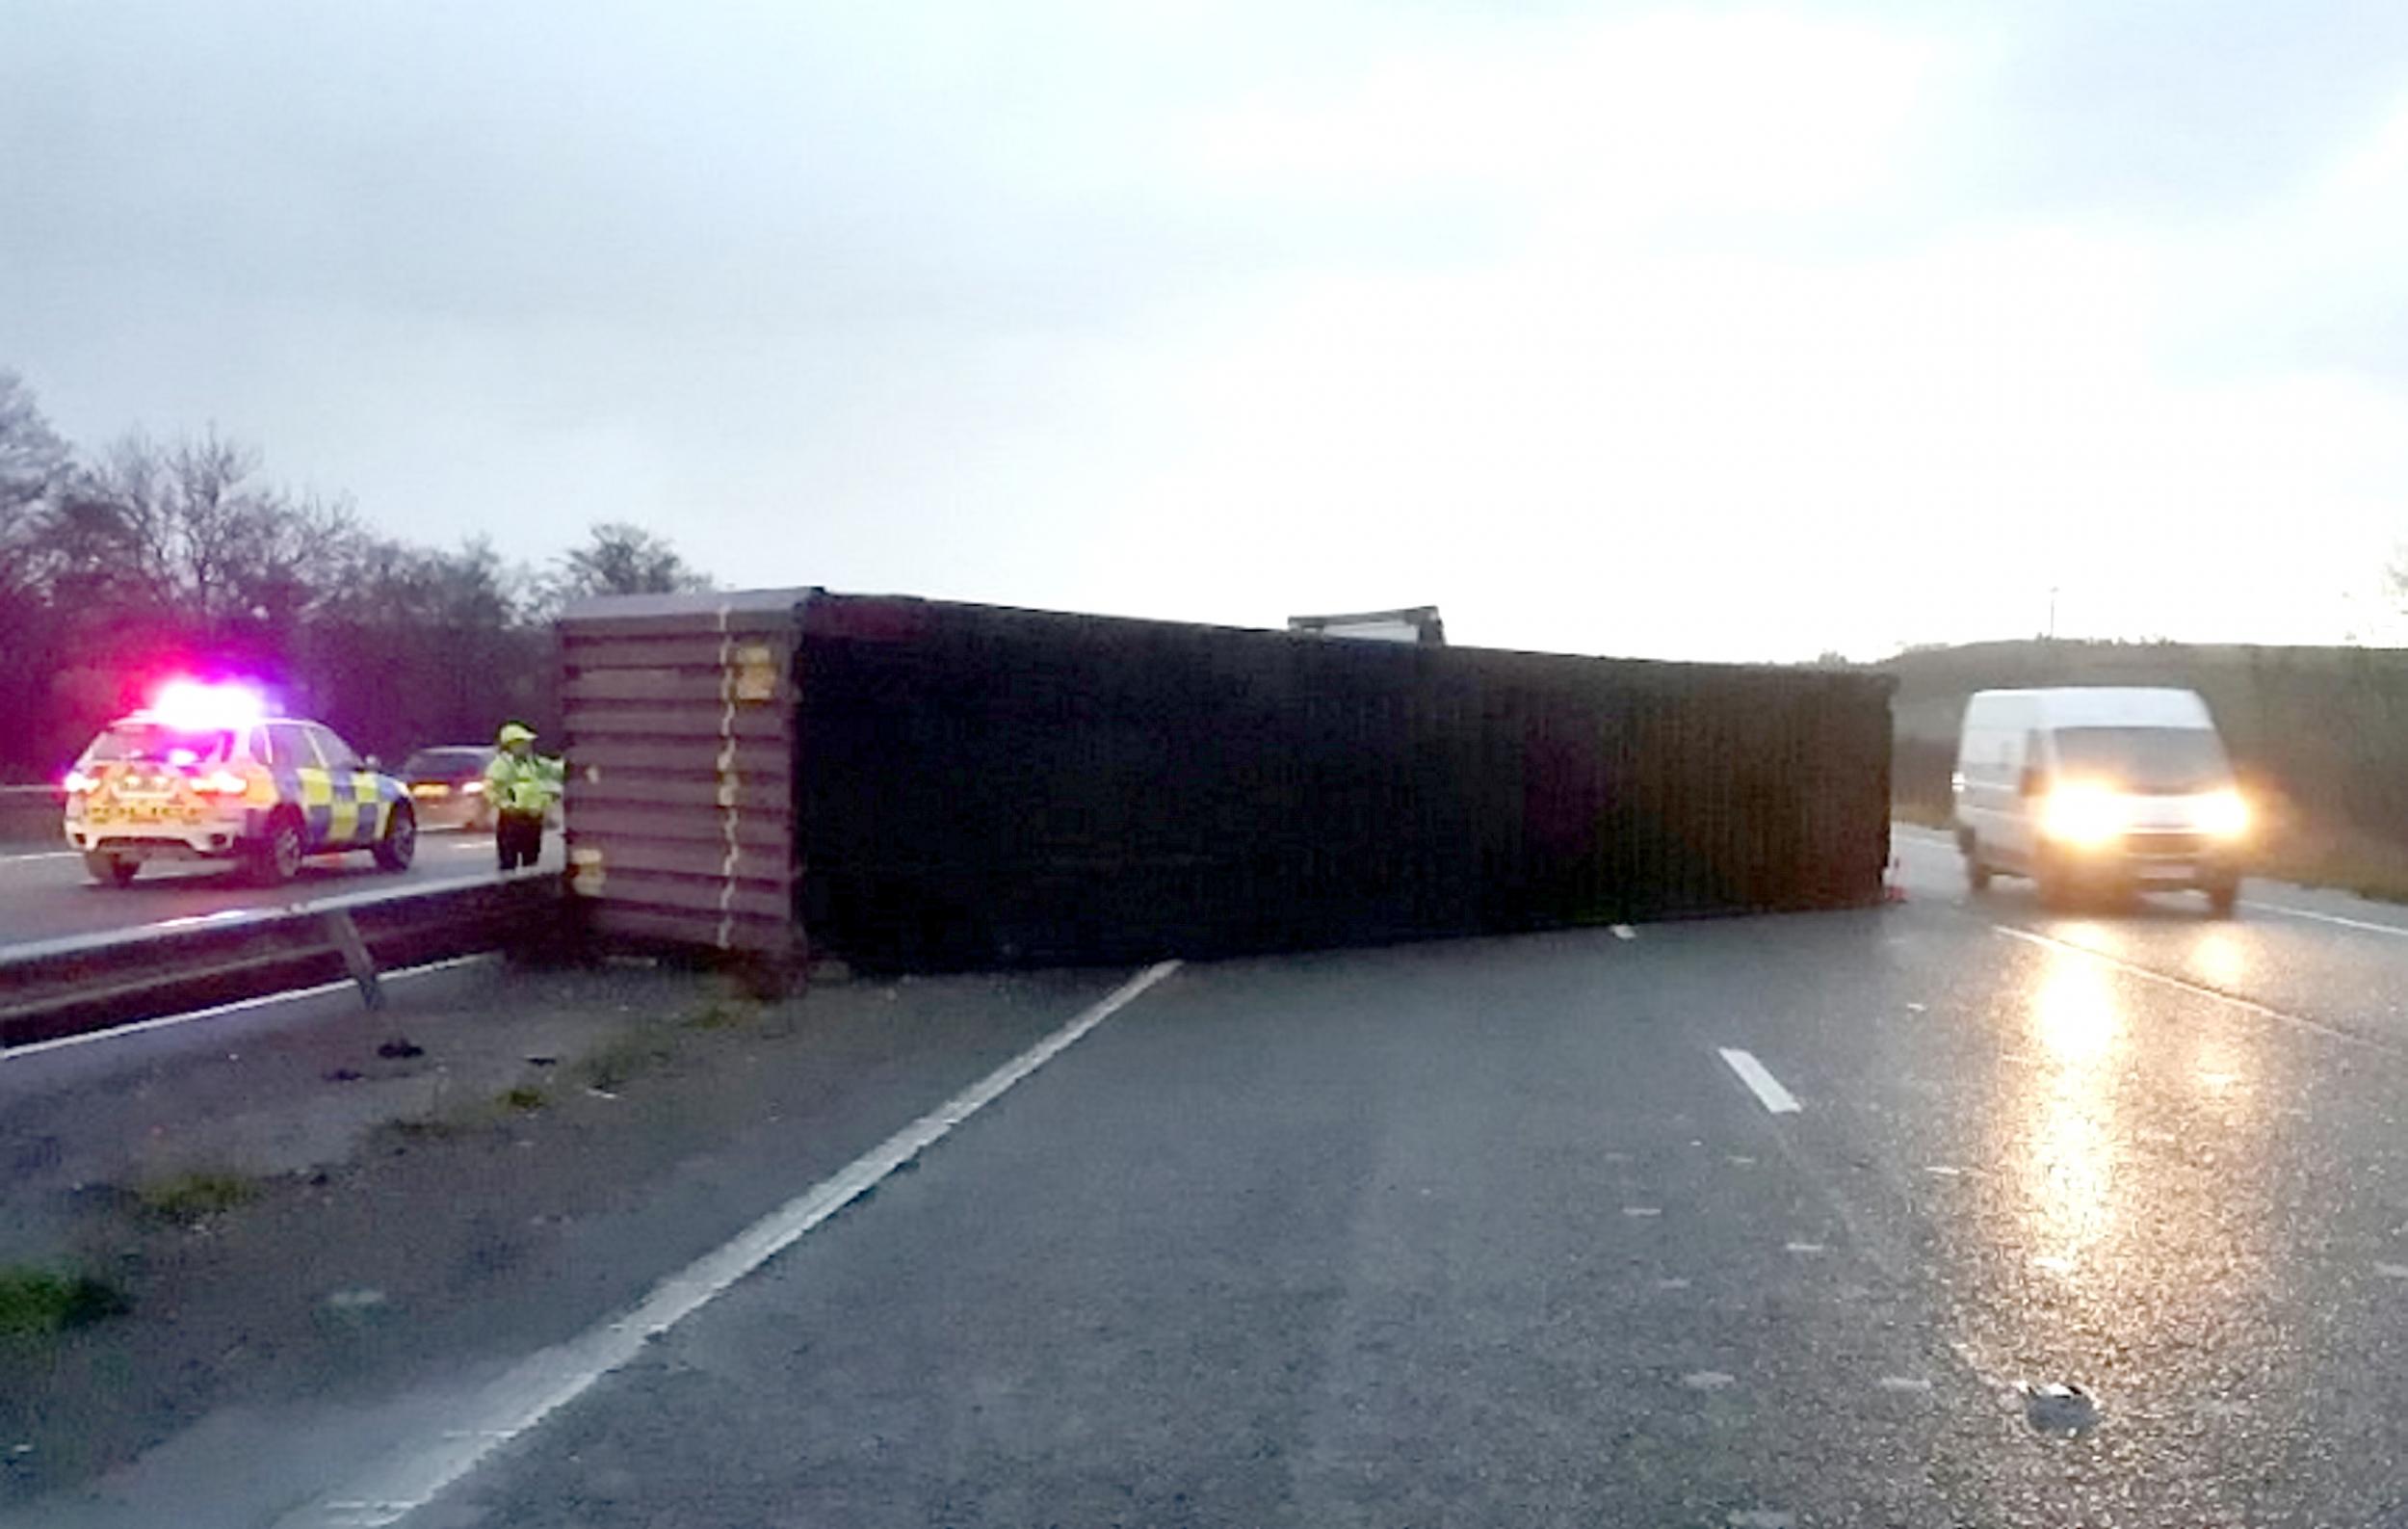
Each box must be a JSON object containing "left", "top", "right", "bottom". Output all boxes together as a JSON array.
[
  {"left": 2254, "top": 846, "right": 2408, "bottom": 906},
  {"left": 135, "top": 1171, "right": 259, "bottom": 1225},
  {"left": 0, "top": 1266, "right": 130, "bottom": 1336},
  {"left": 681, "top": 989, "right": 764, "bottom": 1031},
  {"left": 568, "top": 1032, "right": 675, "bottom": 1093}
]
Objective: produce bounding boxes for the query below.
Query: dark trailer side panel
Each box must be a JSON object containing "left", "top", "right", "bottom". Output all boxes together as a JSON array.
[{"left": 791, "top": 595, "right": 1891, "bottom": 970}]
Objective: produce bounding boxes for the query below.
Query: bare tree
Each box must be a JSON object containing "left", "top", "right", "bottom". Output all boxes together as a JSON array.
[
  {"left": 0, "top": 375, "right": 706, "bottom": 778},
  {"left": 67, "top": 430, "right": 203, "bottom": 610},
  {"left": 541, "top": 520, "right": 713, "bottom": 609},
  {"left": 61, "top": 428, "right": 369, "bottom": 632},
  {"left": 324, "top": 534, "right": 534, "bottom": 631},
  {"left": 0, "top": 371, "right": 69, "bottom": 592}
]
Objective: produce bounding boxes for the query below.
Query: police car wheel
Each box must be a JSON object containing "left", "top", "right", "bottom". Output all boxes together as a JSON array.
[
  {"left": 84, "top": 852, "right": 138, "bottom": 887},
  {"left": 374, "top": 803, "right": 417, "bottom": 872},
  {"left": 249, "top": 812, "right": 305, "bottom": 885}
]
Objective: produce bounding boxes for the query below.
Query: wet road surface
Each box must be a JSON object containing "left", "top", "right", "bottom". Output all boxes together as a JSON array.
[
  {"left": 16, "top": 830, "right": 2408, "bottom": 1526},
  {"left": 0, "top": 833, "right": 555, "bottom": 950}
]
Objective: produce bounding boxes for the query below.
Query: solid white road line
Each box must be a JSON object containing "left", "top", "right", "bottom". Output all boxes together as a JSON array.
[
  {"left": 0, "top": 850, "right": 78, "bottom": 864},
  {"left": 0, "top": 955, "right": 500, "bottom": 1061},
  {"left": 1992, "top": 924, "right": 2386, "bottom": 1051},
  {"left": 2242, "top": 898, "right": 2408, "bottom": 939},
  {"left": 284, "top": 959, "right": 1183, "bottom": 1529},
  {"left": 1718, "top": 1046, "right": 1802, "bottom": 1114}
]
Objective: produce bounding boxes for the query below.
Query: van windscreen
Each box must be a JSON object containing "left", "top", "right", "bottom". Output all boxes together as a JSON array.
[{"left": 2054, "top": 727, "right": 2230, "bottom": 793}]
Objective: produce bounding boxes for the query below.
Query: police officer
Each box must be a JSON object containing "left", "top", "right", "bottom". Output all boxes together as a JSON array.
[{"left": 485, "top": 722, "right": 561, "bottom": 871}]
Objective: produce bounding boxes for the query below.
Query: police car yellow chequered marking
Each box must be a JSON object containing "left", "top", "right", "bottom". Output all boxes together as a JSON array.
[
  {"left": 351, "top": 774, "right": 383, "bottom": 843},
  {"left": 299, "top": 771, "right": 336, "bottom": 847}
]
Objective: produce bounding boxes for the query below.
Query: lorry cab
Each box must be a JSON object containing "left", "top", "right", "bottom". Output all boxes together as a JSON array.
[{"left": 1952, "top": 687, "right": 2249, "bottom": 914}]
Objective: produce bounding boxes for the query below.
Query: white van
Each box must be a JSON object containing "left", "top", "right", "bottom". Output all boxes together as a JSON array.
[{"left": 1951, "top": 687, "right": 2249, "bottom": 913}]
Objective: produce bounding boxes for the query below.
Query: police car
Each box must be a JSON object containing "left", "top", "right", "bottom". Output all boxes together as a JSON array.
[{"left": 62, "top": 682, "right": 417, "bottom": 887}]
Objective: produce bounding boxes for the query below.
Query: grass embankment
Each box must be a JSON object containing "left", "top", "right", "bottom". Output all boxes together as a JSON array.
[{"left": 0, "top": 1267, "right": 128, "bottom": 1336}]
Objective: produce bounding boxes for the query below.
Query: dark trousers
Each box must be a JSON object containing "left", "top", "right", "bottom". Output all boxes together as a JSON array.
[{"left": 496, "top": 811, "right": 545, "bottom": 871}]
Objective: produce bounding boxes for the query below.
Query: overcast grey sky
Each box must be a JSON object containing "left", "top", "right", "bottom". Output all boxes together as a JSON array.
[{"left": 8, "top": 1, "right": 2408, "bottom": 659}]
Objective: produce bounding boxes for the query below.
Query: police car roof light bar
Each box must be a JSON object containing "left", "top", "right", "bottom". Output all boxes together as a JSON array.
[{"left": 148, "top": 679, "right": 266, "bottom": 731}]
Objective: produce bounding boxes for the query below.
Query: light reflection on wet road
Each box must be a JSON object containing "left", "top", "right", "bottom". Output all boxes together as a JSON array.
[
  {"left": 17, "top": 827, "right": 2408, "bottom": 1527},
  {"left": 371, "top": 830, "right": 2408, "bottom": 1529},
  {"left": 1888, "top": 829, "right": 2379, "bottom": 1527},
  {"left": 2017, "top": 952, "right": 2123, "bottom": 1271}
]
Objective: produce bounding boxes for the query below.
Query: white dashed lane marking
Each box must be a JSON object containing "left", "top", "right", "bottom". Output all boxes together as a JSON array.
[
  {"left": 2244, "top": 898, "right": 2408, "bottom": 938},
  {"left": 1717, "top": 1047, "right": 1801, "bottom": 1114}
]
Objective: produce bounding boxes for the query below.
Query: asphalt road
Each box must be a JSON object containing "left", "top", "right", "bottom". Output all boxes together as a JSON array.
[
  {"left": 22, "top": 829, "right": 2408, "bottom": 1526},
  {"left": 399, "top": 836, "right": 2408, "bottom": 1525},
  {"left": 0, "top": 830, "right": 559, "bottom": 950}
]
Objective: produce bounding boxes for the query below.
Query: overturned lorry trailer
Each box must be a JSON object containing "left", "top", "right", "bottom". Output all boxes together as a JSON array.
[{"left": 559, "top": 591, "right": 1894, "bottom": 972}]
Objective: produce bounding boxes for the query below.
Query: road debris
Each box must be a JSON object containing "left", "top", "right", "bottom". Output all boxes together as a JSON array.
[{"left": 2021, "top": 1381, "right": 2100, "bottom": 1436}]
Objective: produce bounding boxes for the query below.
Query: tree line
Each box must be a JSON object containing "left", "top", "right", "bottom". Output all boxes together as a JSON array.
[{"left": 0, "top": 370, "right": 711, "bottom": 780}]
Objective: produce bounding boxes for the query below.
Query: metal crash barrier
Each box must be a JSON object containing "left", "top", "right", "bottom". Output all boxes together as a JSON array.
[
  {"left": 0, "top": 869, "right": 561, "bottom": 1052},
  {"left": 0, "top": 783, "right": 63, "bottom": 846}
]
